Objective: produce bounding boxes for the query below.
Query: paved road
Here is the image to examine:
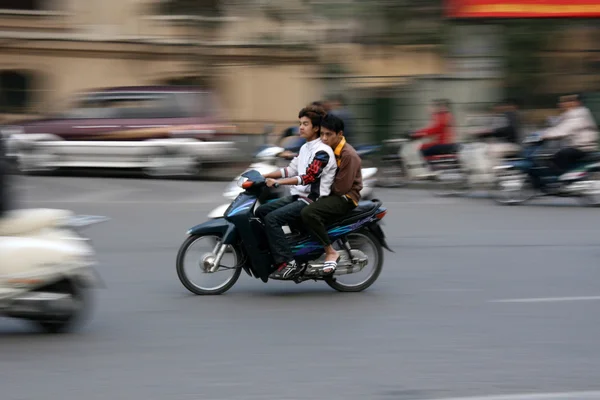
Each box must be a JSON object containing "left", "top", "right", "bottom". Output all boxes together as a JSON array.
[{"left": 2, "top": 176, "right": 600, "bottom": 400}]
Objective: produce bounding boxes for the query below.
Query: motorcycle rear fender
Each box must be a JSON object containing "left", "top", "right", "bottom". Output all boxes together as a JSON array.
[
  {"left": 367, "top": 221, "right": 394, "bottom": 253},
  {"left": 187, "top": 218, "right": 238, "bottom": 245}
]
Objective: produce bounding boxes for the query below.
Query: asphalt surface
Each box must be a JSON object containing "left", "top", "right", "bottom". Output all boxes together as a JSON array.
[{"left": 2, "top": 175, "right": 600, "bottom": 400}]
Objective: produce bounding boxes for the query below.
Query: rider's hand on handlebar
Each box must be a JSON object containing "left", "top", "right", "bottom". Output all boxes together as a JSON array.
[
  {"left": 278, "top": 150, "right": 297, "bottom": 159},
  {"left": 266, "top": 178, "right": 279, "bottom": 188}
]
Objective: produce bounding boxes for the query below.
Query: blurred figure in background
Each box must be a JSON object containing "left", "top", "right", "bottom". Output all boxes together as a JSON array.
[
  {"left": 326, "top": 94, "right": 355, "bottom": 145},
  {"left": 542, "top": 94, "right": 599, "bottom": 174},
  {"left": 412, "top": 99, "right": 456, "bottom": 158},
  {"left": 403, "top": 99, "right": 455, "bottom": 178},
  {"left": 0, "top": 132, "right": 9, "bottom": 217},
  {"left": 475, "top": 98, "right": 523, "bottom": 166}
]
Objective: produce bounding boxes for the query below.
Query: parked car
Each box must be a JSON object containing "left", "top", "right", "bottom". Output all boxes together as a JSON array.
[{"left": 2, "top": 86, "right": 237, "bottom": 176}]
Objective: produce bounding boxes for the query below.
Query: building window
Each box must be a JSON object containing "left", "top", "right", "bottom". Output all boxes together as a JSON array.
[{"left": 0, "top": 71, "right": 31, "bottom": 113}]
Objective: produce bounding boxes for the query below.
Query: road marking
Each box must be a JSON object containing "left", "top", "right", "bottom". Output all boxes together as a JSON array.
[
  {"left": 490, "top": 296, "right": 600, "bottom": 303},
  {"left": 420, "top": 391, "right": 600, "bottom": 400}
]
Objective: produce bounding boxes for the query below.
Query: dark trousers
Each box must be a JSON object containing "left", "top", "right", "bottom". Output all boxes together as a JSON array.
[
  {"left": 0, "top": 160, "right": 8, "bottom": 217},
  {"left": 255, "top": 195, "right": 307, "bottom": 265},
  {"left": 553, "top": 147, "right": 585, "bottom": 173},
  {"left": 301, "top": 195, "right": 356, "bottom": 247},
  {"left": 421, "top": 143, "right": 457, "bottom": 158}
]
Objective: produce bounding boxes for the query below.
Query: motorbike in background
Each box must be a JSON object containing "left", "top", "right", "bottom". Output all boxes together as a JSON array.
[
  {"left": 493, "top": 132, "right": 600, "bottom": 206},
  {"left": 0, "top": 208, "right": 107, "bottom": 333}
]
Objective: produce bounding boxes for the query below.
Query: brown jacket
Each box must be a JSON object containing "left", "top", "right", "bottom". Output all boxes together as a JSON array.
[{"left": 332, "top": 140, "right": 362, "bottom": 205}]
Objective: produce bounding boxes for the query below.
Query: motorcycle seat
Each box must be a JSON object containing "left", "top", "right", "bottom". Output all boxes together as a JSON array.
[
  {"left": 426, "top": 154, "right": 457, "bottom": 162},
  {"left": 0, "top": 236, "right": 86, "bottom": 276},
  {"left": 0, "top": 209, "right": 73, "bottom": 236},
  {"left": 329, "top": 200, "right": 381, "bottom": 225}
]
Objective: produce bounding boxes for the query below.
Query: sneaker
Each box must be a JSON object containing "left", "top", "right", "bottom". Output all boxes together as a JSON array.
[{"left": 269, "top": 260, "right": 300, "bottom": 280}]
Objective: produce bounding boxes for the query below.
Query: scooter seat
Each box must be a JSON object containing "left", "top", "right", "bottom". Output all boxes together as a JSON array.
[
  {"left": 0, "top": 209, "right": 73, "bottom": 236},
  {"left": 427, "top": 154, "right": 457, "bottom": 161},
  {"left": 330, "top": 200, "right": 381, "bottom": 225},
  {"left": 0, "top": 236, "right": 88, "bottom": 276}
]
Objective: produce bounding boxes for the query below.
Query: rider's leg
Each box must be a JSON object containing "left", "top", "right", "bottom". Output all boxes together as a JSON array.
[
  {"left": 553, "top": 147, "right": 585, "bottom": 174},
  {"left": 301, "top": 195, "right": 356, "bottom": 268},
  {"left": 255, "top": 195, "right": 296, "bottom": 220},
  {"left": 264, "top": 199, "right": 307, "bottom": 279}
]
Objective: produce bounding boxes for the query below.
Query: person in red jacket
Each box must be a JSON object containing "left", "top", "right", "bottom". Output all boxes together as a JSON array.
[{"left": 412, "top": 99, "right": 457, "bottom": 159}]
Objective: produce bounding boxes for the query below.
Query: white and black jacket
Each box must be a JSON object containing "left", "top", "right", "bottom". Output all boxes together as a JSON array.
[{"left": 280, "top": 138, "right": 337, "bottom": 201}]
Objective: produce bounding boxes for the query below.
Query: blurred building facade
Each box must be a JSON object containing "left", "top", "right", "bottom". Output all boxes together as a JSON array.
[{"left": 0, "top": 0, "right": 443, "bottom": 134}]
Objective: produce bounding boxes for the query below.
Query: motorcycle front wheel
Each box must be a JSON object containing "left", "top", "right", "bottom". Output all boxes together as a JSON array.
[
  {"left": 493, "top": 172, "right": 535, "bottom": 205},
  {"left": 176, "top": 234, "right": 242, "bottom": 295},
  {"left": 377, "top": 157, "right": 408, "bottom": 188}
]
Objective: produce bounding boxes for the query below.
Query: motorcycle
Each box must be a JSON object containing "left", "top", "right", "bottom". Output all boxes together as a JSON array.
[
  {"left": 377, "top": 132, "right": 510, "bottom": 195},
  {"left": 0, "top": 208, "right": 107, "bottom": 333},
  {"left": 176, "top": 169, "right": 392, "bottom": 295},
  {"left": 208, "top": 145, "right": 379, "bottom": 219},
  {"left": 427, "top": 138, "right": 523, "bottom": 197},
  {"left": 493, "top": 132, "right": 600, "bottom": 206}
]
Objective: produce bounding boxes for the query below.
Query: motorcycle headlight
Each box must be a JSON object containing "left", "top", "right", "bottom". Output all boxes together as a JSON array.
[{"left": 237, "top": 176, "right": 248, "bottom": 188}]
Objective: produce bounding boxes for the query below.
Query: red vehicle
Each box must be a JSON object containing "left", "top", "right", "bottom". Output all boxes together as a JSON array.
[
  {"left": 5, "top": 86, "right": 235, "bottom": 141},
  {"left": 1, "top": 86, "right": 237, "bottom": 176}
]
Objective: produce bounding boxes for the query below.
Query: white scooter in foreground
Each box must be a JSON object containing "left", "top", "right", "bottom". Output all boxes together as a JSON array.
[
  {"left": 0, "top": 208, "right": 107, "bottom": 333},
  {"left": 208, "top": 146, "right": 379, "bottom": 219}
]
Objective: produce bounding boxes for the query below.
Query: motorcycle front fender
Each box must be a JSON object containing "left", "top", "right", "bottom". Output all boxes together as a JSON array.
[
  {"left": 187, "top": 218, "right": 238, "bottom": 245},
  {"left": 208, "top": 203, "right": 231, "bottom": 219}
]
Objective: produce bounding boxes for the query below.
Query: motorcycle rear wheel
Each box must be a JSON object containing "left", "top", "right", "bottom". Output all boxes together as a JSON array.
[
  {"left": 34, "top": 279, "right": 90, "bottom": 334},
  {"left": 325, "top": 231, "right": 384, "bottom": 293},
  {"left": 578, "top": 173, "right": 600, "bottom": 207}
]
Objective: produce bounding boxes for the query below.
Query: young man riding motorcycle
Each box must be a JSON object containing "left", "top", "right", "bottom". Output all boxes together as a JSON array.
[
  {"left": 542, "top": 94, "right": 599, "bottom": 173},
  {"left": 301, "top": 113, "right": 363, "bottom": 274},
  {"left": 412, "top": 99, "right": 456, "bottom": 158},
  {"left": 256, "top": 105, "right": 337, "bottom": 280}
]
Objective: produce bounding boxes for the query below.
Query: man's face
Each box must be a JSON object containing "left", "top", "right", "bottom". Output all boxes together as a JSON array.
[
  {"left": 299, "top": 116, "right": 318, "bottom": 139},
  {"left": 321, "top": 127, "right": 343, "bottom": 149}
]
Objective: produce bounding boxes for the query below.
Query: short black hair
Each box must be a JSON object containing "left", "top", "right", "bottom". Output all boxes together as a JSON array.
[
  {"left": 321, "top": 113, "right": 345, "bottom": 134},
  {"left": 298, "top": 105, "right": 327, "bottom": 135}
]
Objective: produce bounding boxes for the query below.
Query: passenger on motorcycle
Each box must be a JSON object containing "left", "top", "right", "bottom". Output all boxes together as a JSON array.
[
  {"left": 412, "top": 99, "right": 457, "bottom": 159},
  {"left": 256, "top": 105, "right": 337, "bottom": 280},
  {"left": 301, "top": 113, "right": 363, "bottom": 274},
  {"left": 542, "top": 94, "right": 599, "bottom": 174}
]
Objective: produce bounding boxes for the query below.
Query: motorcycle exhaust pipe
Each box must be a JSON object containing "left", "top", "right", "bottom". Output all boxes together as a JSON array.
[
  {"left": 306, "top": 258, "right": 369, "bottom": 276},
  {"left": 3, "top": 292, "right": 75, "bottom": 319}
]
